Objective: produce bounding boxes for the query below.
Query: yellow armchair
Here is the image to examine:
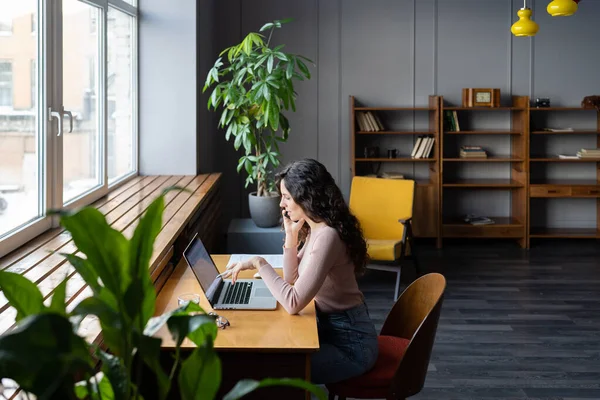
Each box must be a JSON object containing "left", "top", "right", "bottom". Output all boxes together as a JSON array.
[{"left": 349, "top": 176, "right": 421, "bottom": 299}]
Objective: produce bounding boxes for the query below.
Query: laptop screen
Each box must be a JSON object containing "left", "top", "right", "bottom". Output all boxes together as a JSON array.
[{"left": 182, "top": 234, "right": 222, "bottom": 305}]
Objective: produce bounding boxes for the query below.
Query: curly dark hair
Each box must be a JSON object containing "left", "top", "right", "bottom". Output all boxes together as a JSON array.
[{"left": 275, "top": 158, "right": 368, "bottom": 276}]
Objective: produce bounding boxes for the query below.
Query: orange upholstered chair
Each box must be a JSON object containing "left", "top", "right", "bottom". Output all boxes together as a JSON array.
[{"left": 327, "top": 273, "right": 446, "bottom": 400}]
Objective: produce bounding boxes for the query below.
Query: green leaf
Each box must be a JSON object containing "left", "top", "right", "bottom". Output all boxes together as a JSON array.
[
  {"left": 268, "top": 99, "right": 279, "bottom": 130},
  {"left": 97, "top": 350, "right": 128, "bottom": 400},
  {"left": 59, "top": 207, "right": 128, "bottom": 296},
  {"left": 178, "top": 339, "right": 221, "bottom": 400},
  {"left": 211, "top": 89, "right": 219, "bottom": 110},
  {"left": 186, "top": 318, "right": 218, "bottom": 346},
  {"left": 236, "top": 157, "right": 245, "bottom": 173},
  {"left": 49, "top": 275, "right": 69, "bottom": 315},
  {"left": 71, "top": 296, "right": 125, "bottom": 356},
  {"left": 267, "top": 55, "right": 274, "bottom": 74},
  {"left": 63, "top": 254, "right": 102, "bottom": 294},
  {"left": 225, "top": 122, "right": 234, "bottom": 141},
  {"left": 135, "top": 334, "right": 171, "bottom": 400},
  {"left": 143, "top": 302, "right": 203, "bottom": 336},
  {"left": 127, "top": 194, "right": 164, "bottom": 326},
  {"left": 0, "top": 313, "right": 94, "bottom": 398},
  {"left": 71, "top": 297, "right": 120, "bottom": 326},
  {"left": 75, "top": 372, "right": 116, "bottom": 400},
  {"left": 223, "top": 378, "right": 327, "bottom": 400},
  {"left": 275, "top": 52, "right": 288, "bottom": 62},
  {"left": 259, "top": 22, "right": 274, "bottom": 32},
  {"left": 167, "top": 314, "right": 216, "bottom": 348},
  {"left": 276, "top": 18, "right": 294, "bottom": 25},
  {"left": 0, "top": 271, "right": 45, "bottom": 321},
  {"left": 296, "top": 59, "right": 311, "bottom": 79},
  {"left": 234, "top": 132, "right": 243, "bottom": 150},
  {"left": 286, "top": 59, "right": 294, "bottom": 80}
]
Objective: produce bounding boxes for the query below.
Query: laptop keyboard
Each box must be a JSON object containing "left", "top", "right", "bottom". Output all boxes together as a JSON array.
[{"left": 223, "top": 281, "right": 253, "bottom": 304}]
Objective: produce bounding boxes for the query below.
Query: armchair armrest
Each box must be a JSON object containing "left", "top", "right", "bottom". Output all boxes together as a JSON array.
[{"left": 398, "top": 217, "right": 412, "bottom": 225}]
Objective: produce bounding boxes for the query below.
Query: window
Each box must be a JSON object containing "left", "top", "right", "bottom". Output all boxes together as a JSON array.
[
  {"left": 0, "top": 17, "right": 11, "bottom": 35},
  {"left": 0, "top": 61, "right": 12, "bottom": 107},
  {"left": 0, "top": 0, "right": 138, "bottom": 258}
]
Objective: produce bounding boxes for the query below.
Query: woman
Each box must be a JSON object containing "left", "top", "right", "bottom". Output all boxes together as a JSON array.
[{"left": 222, "top": 158, "right": 378, "bottom": 384}]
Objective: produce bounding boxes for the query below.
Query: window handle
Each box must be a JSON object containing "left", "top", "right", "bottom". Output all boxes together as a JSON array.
[
  {"left": 63, "top": 110, "right": 73, "bottom": 133},
  {"left": 48, "top": 107, "right": 62, "bottom": 136}
]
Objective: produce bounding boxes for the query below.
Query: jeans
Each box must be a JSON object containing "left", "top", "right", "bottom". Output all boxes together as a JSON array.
[{"left": 311, "top": 302, "right": 379, "bottom": 384}]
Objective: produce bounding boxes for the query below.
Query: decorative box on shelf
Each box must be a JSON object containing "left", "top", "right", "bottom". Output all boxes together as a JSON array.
[{"left": 462, "top": 88, "right": 501, "bottom": 108}]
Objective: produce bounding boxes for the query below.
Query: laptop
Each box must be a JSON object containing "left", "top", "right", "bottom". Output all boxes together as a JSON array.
[{"left": 182, "top": 234, "right": 278, "bottom": 310}]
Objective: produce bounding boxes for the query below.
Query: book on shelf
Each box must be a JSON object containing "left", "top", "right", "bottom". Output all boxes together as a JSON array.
[
  {"left": 444, "top": 110, "right": 460, "bottom": 132},
  {"left": 380, "top": 171, "right": 405, "bottom": 179},
  {"left": 463, "top": 215, "right": 495, "bottom": 225},
  {"left": 356, "top": 111, "right": 385, "bottom": 132},
  {"left": 459, "top": 145, "right": 487, "bottom": 158},
  {"left": 577, "top": 148, "right": 600, "bottom": 158},
  {"left": 543, "top": 127, "right": 574, "bottom": 132},
  {"left": 411, "top": 135, "right": 435, "bottom": 159}
]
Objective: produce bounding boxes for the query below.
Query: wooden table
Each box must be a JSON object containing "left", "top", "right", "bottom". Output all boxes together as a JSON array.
[{"left": 153, "top": 255, "right": 320, "bottom": 400}]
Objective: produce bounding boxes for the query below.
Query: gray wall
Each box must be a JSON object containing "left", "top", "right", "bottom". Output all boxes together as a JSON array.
[
  {"left": 139, "top": 0, "right": 197, "bottom": 175},
  {"left": 198, "top": 0, "right": 600, "bottom": 229}
]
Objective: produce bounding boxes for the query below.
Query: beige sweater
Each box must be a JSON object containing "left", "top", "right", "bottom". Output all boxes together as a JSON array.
[{"left": 257, "top": 226, "right": 364, "bottom": 314}]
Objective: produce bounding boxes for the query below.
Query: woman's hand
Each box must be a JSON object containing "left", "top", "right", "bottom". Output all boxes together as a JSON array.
[
  {"left": 221, "top": 256, "right": 263, "bottom": 284},
  {"left": 282, "top": 210, "right": 305, "bottom": 248}
]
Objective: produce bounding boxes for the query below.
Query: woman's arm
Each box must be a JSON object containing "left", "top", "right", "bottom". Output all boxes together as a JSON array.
[
  {"left": 257, "top": 229, "right": 341, "bottom": 314},
  {"left": 283, "top": 247, "right": 300, "bottom": 284}
]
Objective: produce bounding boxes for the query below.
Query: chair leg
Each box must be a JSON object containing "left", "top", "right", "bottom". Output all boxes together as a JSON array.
[{"left": 394, "top": 268, "right": 401, "bottom": 300}]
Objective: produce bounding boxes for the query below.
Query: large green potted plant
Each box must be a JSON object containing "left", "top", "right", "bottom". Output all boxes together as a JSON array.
[
  {"left": 203, "top": 19, "right": 313, "bottom": 228},
  {"left": 0, "top": 189, "right": 325, "bottom": 400}
]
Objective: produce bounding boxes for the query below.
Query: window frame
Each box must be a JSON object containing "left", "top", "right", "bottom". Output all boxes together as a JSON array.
[
  {"left": 0, "top": 0, "right": 138, "bottom": 258},
  {"left": 0, "top": 17, "right": 12, "bottom": 36}
]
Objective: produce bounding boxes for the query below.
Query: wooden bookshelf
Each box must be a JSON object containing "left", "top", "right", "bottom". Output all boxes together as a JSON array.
[
  {"left": 350, "top": 96, "right": 442, "bottom": 245},
  {"left": 349, "top": 98, "right": 600, "bottom": 249},
  {"left": 528, "top": 107, "right": 600, "bottom": 244},
  {"left": 440, "top": 96, "right": 529, "bottom": 248}
]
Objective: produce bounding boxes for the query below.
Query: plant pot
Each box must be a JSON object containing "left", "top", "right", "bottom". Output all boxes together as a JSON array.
[{"left": 248, "top": 192, "right": 281, "bottom": 228}]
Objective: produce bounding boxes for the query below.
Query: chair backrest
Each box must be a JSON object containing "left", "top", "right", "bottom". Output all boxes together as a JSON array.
[
  {"left": 380, "top": 273, "right": 446, "bottom": 399},
  {"left": 349, "top": 176, "right": 415, "bottom": 241}
]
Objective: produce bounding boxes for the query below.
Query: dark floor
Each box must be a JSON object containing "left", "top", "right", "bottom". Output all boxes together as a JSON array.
[{"left": 357, "top": 239, "right": 600, "bottom": 400}]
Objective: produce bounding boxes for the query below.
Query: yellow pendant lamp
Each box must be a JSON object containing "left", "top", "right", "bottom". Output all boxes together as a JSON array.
[
  {"left": 547, "top": 0, "right": 578, "bottom": 16},
  {"left": 511, "top": 0, "right": 539, "bottom": 37}
]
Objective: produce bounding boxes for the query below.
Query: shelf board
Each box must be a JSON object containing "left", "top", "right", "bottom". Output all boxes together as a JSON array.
[
  {"left": 445, "top": 130, "right": 521, "bottom": 135},
  {"left": 356, "top": 158, "right": 436, "bottom": 162},
  {"left": 529, "top": 228, "right": 600, "bottom": 238},
  {"left": 530, "top": 179, "right": 599, "bottom": 186},
  {"left": 531, "top": 130, "right": 599, "bottom": 134},
  {"left": 530, "top": 107, "right": 597, "bottom": 111},
  {"left": 444, "top": 216, "right": 523, "bottom": 226},
  {"left": 443, "top": 107, "right": 524, "bottom": 111},
  {"left": 530, "top": 157, "right": 600, "bottom": 162},
  {"left": 354, "top": 107, "right": 435, "bottom": 111},
  {"left": 357, "top": 131, "right": 435, "bottom": 135},
  {"left": 444, "top": 157, "right": 524, "bottom": 162},
  {"left": 443, "top": 179, "right": 524, "bottom": 188}
]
